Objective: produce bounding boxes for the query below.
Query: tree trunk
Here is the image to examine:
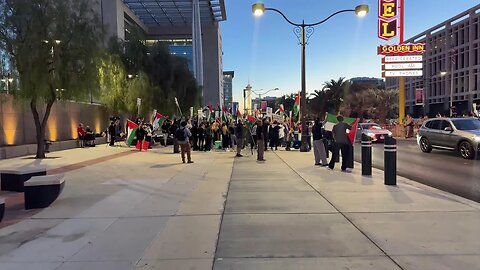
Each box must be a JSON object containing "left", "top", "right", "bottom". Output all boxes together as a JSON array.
[{"left": 31, "top": 98, "right": 56, "bottom": 159}]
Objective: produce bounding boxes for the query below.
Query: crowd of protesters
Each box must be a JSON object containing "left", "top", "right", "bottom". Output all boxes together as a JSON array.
[{"left": 101, "top": 113, "right": 359, "bottom": 171}]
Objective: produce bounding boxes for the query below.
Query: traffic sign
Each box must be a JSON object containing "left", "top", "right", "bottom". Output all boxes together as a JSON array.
[
  {"left": 383, "top": 63, "right": 423, "bottom": 70},
  {"left": 382, "top": 70, "right": 423, "bottom": 77},
  {"left": 383, "top": 55, "right": 423, "bottom": 62}
]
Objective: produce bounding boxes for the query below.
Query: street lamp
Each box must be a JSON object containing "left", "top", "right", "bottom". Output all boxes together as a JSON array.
[
  {"left": 1, "top": 75, "right": 14, "bottom": 94},
  {"left": 438, "top": 70, "right": 453, "bottom": 116},
  {"left": 252, "top": 87, "right": 280, "bottom": 99},
  {"left": 252, "top": 3, "right": 368, "bottom": 152}
]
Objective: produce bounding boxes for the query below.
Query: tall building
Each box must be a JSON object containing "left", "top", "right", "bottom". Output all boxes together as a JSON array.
[
  {"left": 386, "top": 4, "right": 480, "bottom": 117},
  {"left": 350, "top": 77, "right": 385, "bottom": 88},
  {"left": 96, "top": 0, "right": 227, "bottom": 106},
  {"left": 223, "top": 71, "right": 234, "bottom": 108}
]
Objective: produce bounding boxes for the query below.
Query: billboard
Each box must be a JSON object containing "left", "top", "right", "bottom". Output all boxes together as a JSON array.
[{"left": 415, "top": 88, "right": 424, "bottom": 105}]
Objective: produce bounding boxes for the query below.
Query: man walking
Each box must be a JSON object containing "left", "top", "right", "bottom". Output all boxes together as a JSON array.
[
  {"left": 328, "top": 115, "right": 352, "bottom": 171},
  {"left": 313, "top": 118, "right": 328, "bottom": 166},
  {"left": 256, "top": 120, "right": 265, "bottom": 161},
  {"left": 176, "top": 121, "right": 194, "bottom": 164},
  {"left": 235, "top": 120, "right": 245, "bottom": 157}
]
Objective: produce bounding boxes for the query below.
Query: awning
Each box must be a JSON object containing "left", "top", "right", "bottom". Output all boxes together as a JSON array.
[{"left": 123, "top": 0, "right": 226, "bottom": 26}]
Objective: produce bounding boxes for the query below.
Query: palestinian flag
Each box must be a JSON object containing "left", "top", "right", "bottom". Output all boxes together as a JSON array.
[
  {"left": 152, "top": 112, "right": 165, "bottom": 131},
  {"left": 127, "top": 120, "right": 139, "bottom": 146},
  {"left": 222, "top": 112, "right": 228, "bottom": 123},
  {"left": 247, "top": 115, "right": 257, "bottom": 124},
  {"left": 236, "top": 108, "right": 242, "bottom": 118},
  {"left": 279, "top": 104, "right": 285, "bottom": 115},
  {"left": 324, "top": 113, "right": 359, "bottom": 144},
  {"left": 293, "top": 95, "right": 300, "bottom": 116}
]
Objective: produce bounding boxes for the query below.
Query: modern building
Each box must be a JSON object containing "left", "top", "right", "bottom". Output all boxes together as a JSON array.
[
  {"left": 96, "top": 0, "right": 227, "bottom": 106},
  {"left": 243, "top": 84, "right": 253, "bottom": 115},
  {"left": 350, "top": 77, "right": 385, "bottom": 89},
  {"left": 386, "top": 4, "right": 480, "bottom": 117},
  {"left": 223, "top": 71, "right": 234, "bottom": 109}
]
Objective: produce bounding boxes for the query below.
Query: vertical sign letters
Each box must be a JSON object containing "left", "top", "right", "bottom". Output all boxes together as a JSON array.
[{"left": 378, "top": 0, "right": 398, "bottom": 41}]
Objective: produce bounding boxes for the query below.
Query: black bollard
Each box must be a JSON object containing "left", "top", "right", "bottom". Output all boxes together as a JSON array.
[
  {"left": 348, "top": 144, "right": 354, "bottom": 169},
  {"left": 361, "top": 134, "right": 372, "bottom": 176},
  {"left": 384, "top": 136, "right": 397, "bottom": 185}
]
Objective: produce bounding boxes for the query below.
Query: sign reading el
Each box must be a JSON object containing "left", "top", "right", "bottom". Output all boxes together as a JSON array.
[{"left": 378, "top": 0, "right": 398, "bottom": 41}]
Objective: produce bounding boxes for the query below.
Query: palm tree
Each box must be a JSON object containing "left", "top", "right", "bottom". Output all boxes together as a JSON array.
[
  {"left": 373, "top": 88, "right": 398, "bottom": 123},
  {"left": 323, "top": 77, "right": 349, "bottom": 114},
  {"left": 309, "top": 89, "right": 327, "bottom": 118}
]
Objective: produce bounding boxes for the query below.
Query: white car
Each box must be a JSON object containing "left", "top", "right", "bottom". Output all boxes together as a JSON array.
[{"left": 356, "top": 123, "right": 392, "bottom": 142}]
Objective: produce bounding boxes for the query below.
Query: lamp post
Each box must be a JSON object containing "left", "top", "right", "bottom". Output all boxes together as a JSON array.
[
  {"left": 252, "top": 87, "right": 279, "bottom": 100},
  {"left": 1, "top": 74, "right": 14, "bottom": 94},
  {"left": 252, "top": 3, "right": 368, "bottom": 152}
]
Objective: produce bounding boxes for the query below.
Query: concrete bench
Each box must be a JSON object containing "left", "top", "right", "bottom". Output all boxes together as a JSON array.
[
  {"left": 24, "top": 174, "right": 65, "bottom": 210},
  {"left": 0, "top": 197, "right": 4, "bottom": 223},
  {"left": 0, "top": 167, "right": 47, "bottom": 192}
]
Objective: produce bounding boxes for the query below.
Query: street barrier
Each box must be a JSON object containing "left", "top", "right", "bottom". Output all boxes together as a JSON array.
[
  {"left": 348, "top": 144, "right": 354, "bottom": 169},
  {"left": 384, "top": 136, "right": 397, "bottom": 185},
  {"left": 361, "top": 134, "right": 372, "bottom": 176}
]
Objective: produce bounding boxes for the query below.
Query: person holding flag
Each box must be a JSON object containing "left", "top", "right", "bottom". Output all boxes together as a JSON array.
[{"left": 328, "top": 115, "right": 353, "bottom": 172}]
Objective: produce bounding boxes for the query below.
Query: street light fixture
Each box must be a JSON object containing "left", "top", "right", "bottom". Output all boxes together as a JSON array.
[
  {"left": 355, "top": 5, "right": 369, "bottom": 17},
  {"left": 252, "top": 3, "right": 265, "bottom": 16},
  {"left": 252, "top": 87, "right": 280, "bottom": 99},
  {"left": 252, "top": 2, "right": 368, "bottom": 152}
]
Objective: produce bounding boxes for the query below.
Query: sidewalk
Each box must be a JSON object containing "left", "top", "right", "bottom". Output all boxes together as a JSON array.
[{"left": 0, "top": 146, "right": 478, "bottom": 269}]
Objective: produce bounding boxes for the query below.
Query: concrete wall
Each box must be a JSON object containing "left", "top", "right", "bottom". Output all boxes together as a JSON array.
[
  {"left": 0, "top": 94, "right": 110, "bottom": 147},
  {"left": 97, "top": 0, "right": 147, "bottom": 42}
]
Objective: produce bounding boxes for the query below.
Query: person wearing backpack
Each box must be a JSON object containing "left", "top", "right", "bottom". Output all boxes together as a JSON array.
[{"left": 176, "top": 121, "right": 193, "bottom": 163}]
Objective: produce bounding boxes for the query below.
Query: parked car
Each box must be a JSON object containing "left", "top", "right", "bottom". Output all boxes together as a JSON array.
[
  {"left": 417, "top": 117, "right": 480, "bottom": 159},
  {"left": 355, "top": 123, "right": 392, "bottom": 142},
  {"left": 152, "top": 130, "right": 173, "bottom": 146}
]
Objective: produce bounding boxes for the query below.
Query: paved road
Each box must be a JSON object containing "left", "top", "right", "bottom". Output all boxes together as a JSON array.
[{"left": 354, "top": 139, "right": 480, "bottom": 202}]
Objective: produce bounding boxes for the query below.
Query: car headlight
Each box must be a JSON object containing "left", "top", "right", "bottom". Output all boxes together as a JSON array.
[
  {"left": 366, "top": 132, "right": 376, "bottom": 138},
  {"left": 473, "top": 136, "right": 480, "bottom": 142},
  {"left": 387, "top": 131, "right": 392, "bottom": 136}
]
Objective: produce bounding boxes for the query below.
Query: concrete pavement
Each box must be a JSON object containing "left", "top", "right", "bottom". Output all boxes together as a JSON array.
[
  {"left": 0, "top": 145, "right": 478, "bottom": 269},
  {"left": 354, "top": 139, "right": 480, "bottom": 202}
]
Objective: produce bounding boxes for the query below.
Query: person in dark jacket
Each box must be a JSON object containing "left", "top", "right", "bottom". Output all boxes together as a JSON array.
[
  {"left": 170, "top": 120, "right": 180, "bottom": 153},
  {"left": 328, "top": 115, "right": 352, "bottom": 171},
  {"left": 256, "top": 120, "right": 265, "bottom": 161},
  {"left": 191, "top": 123, "right": 198, "bottom": 151},
  {"left": 235, "top": 120, "right": 245, "bottom": 157},
  {"left": 108, "top": 121, "right": 116, "bottom": 146},
  {"left": 312, "top": 118, "right": 328, "bottom": 166},
  {"left": 263, "top": 118, "right": 270, "bottom": 151},
  {"left": 197, "top": 123, "right": 205, "bottom": 151},
  {"left": 204, "top": 122, "right": 212, "bottom": 151},
  {"left": 271, "top": 122, "right": 280, "bottom": 150}
]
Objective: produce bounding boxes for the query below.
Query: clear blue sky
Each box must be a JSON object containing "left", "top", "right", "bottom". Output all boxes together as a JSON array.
[{"left": 221, "top": 0, "right": 478, "bottom": 107}]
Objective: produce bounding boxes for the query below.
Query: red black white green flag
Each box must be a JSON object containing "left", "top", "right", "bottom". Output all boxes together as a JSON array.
[{"left": 324, "top": 113, "right": 359, "bottom": 144}]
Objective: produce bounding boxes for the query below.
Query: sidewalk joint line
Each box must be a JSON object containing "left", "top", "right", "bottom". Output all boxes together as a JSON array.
[
  {"left": 274, "top": 152, "right": 406, "bottom": 270},
  {"left": 211, "top": 156, "right": 235, "bottom": 270}
]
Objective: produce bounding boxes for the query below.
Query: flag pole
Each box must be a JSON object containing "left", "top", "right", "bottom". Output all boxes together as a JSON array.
[{"left": 174, "top": 97, "right": 183, "bottom": 116}]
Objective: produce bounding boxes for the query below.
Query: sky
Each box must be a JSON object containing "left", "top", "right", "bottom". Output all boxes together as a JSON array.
[{"left": 220, "top": 0, "right": 479, "bottom": 108}]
